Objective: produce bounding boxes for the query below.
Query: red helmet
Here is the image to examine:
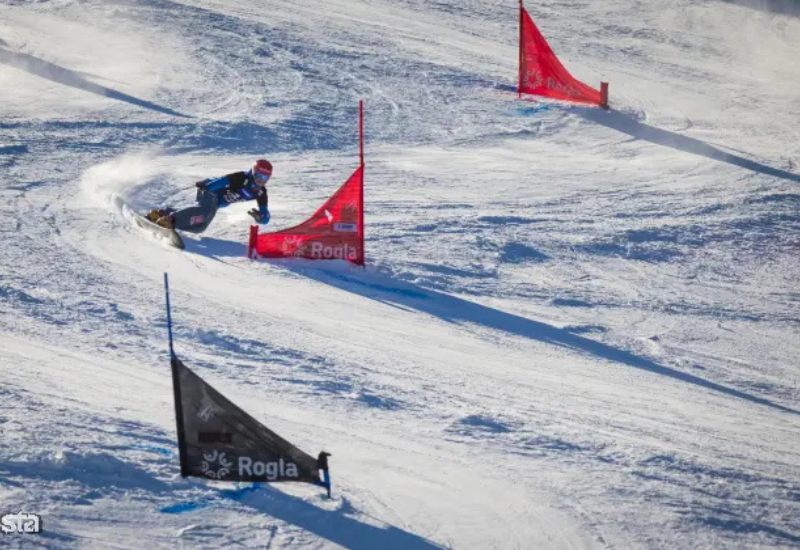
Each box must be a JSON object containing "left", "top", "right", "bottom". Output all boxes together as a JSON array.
[{"left": 253, "top": 159, "right": 272, "bottom": 185}]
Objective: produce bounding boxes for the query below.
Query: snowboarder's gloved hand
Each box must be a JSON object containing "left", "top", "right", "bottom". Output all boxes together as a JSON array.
[
  {"left": 248, "top": 208, "right": 270, "bottom": 225},
  {"left": 195, "top": 180, "right": 208, "bottom": 191}
]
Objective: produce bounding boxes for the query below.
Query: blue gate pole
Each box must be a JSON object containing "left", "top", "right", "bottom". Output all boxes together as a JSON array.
[
  {"left": 323, "top": 470, "right": 331, "bottom": 499},
  {"left": 164, "top": 272, "right": 189, "bottom": 476},
  {"left": 164, "top": 273, "right": 175, "bottom": 359}
]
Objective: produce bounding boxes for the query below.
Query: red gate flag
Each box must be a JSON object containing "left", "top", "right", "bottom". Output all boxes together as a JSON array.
[
  {"left": 253, "top": 165, "right": 365, "bottom": 265},
  {"left": 518, "top": 1, "right": 604, "bottom": 106},
  {"left": 251, "top": 101, "right": 366, "bottom": 265}
]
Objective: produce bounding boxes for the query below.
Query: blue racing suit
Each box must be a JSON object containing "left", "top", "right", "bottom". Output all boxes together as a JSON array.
[
  {"left": 172, "top": 170, "right": 269, "bottom": 233},
  {"left": 203, "top": 171, "right": 269, "bottom": 221}
]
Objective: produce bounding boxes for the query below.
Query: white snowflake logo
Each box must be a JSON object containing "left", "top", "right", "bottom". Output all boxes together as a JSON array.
[
  {"left": 281, "top": 236, "right": 307, "bottom": 258},
  {"left": 523, "top": 69, "right": 543, "bottom": 89},
  {"left": 200, "top": 450, "right": 233, "bottom": 479}
]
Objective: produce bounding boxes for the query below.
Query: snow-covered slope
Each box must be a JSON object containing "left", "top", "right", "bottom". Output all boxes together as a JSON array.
[{"left": 1, "top": 0, "right": 798, "bottom": 548}]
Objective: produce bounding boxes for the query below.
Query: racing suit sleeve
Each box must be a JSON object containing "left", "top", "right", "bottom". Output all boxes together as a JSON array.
[
  {"left": 257, "top": 187, "right": 269, "bottom": 221},
  {"left": 204, "top": 176, "right": 229, "bottom": 193},
  {"left": 205, "top": 172, "right": 249, "bottom": 193}
]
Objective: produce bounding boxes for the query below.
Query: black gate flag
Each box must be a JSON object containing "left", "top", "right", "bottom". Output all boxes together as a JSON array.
[{"left": 170, "top": 355, "right": 331, "bottom": 492}]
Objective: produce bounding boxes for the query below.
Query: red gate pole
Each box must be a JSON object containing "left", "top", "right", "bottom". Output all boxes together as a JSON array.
[
  {"left": 247, "top": 225, "right": 258, "bottom": 259},
  {"left": 518, "top": 0, "right": 524, "bottom": 98},
  {"left": 359, "top": 100, "right": 364, "bottom": 167},
  {"left": 600, "top": 82, "right": 609, "bottom": 109},
  {"left": 358, "top": 100, "right": 365, "bottom": 266}
]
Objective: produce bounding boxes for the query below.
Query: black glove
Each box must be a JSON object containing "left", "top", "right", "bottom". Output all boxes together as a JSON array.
[
  {"left": 248, "top": 208, "right": 271, "bottom": 224},
  {"left": 195, "top": 180, "right": 208, "bottom": 191}
]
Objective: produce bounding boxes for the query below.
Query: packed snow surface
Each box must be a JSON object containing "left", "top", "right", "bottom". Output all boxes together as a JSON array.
[{"left": 1, "top": 0, "right": 799, "bottom": 548}]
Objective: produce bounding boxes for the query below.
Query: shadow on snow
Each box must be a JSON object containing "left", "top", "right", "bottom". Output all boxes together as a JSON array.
[
  {"left": 577, "top": 106, "right": 800, "bottom": 183},
  {"left": 183, "top": 235, "right": 248, "bottom": 258},
  {"left": 285, "top": 263, "right": 799, "bottom": 417},
  {"left": 235, "top": 485, "right": 446, "bottom": 550},
  {"left": 723, "top": 0, "right": 800, "bottom": 17},
  {"left": 0, "top": 46, "right": 190, "bottom": 119}
]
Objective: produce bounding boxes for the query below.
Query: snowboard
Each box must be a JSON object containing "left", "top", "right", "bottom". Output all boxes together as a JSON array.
[{"left": 113, "top": 195, "right": 185, "bottom": 250}]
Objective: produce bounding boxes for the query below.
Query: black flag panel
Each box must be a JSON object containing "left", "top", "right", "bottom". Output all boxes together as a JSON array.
[{"left": 171, "top": 356, "right": 323, "bottom": 484}]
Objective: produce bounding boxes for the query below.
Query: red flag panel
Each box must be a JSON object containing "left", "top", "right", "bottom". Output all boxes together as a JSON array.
[
  {"left": 518, "top": 5, "right": 601, "bottom": 106},
  {"left": 254, "top": 165, "right": 364, "bottom": 265}
]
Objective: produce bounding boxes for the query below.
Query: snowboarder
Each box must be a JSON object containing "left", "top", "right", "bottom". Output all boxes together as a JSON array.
[{"left": 146, "top": 159, "right": 272, "bottom": 233}]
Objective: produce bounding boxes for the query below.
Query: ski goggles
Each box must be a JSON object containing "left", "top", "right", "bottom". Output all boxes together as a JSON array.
[{"left": 254, "top": 172, "right": 271, "bottom": 185}]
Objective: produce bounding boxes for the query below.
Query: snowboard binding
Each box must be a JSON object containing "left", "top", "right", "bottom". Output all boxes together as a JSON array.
[{"left": 145, "top": 208, "right": 176, "bottom": 230}]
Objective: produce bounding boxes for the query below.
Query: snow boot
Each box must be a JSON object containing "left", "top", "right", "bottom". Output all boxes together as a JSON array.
[{"left": 146, "top": 208, "right": 175, "bottom": 229}]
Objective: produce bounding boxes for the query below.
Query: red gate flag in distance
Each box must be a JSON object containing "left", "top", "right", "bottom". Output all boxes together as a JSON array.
[
  {"left": 254, "top": 165, "right": 364, "bottom": 265},
  {"left": 518, "top": 2, "right": 602, "bottom": 106}
]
